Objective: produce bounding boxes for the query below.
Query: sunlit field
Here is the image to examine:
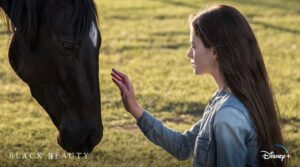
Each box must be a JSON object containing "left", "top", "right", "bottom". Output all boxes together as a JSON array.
[{"left": 0, "top": 0, "right": 299, "bottom": 166}]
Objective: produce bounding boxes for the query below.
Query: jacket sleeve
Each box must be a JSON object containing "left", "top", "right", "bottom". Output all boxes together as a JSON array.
[
  {"left": 213, "top": 106, "right": 251, "bottom": 167},
  {"left": 137, "top": 111, "right": 202, "bottom": 160}
]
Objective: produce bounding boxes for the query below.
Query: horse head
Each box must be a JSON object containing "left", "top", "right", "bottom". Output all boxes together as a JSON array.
[{"left": 0, "top": 0, "right": 103, "bottom": 154}]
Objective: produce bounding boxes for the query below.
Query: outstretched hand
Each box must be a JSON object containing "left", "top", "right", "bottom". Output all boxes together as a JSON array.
[{"left": 111, "top": 68, "right": 144, "bottom": 120}]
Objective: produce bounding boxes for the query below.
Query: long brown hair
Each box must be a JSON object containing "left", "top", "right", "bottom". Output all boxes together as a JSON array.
[{"left": 190, "top": 5, "right": 286, "bottom": 167}]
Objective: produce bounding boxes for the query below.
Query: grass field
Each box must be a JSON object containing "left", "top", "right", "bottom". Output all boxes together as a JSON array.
[{"left": 0, "top": 0, "right": 299, "bottom": 166}]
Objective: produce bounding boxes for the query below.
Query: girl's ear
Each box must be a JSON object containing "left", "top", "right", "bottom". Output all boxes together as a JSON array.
[{"left": 212, "top": 48, "right": 218, "bottom": 60}]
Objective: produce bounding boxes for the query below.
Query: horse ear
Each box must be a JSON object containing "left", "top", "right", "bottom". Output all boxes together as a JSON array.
[
  {"left": 0, "top": 0, "right": 14, "bottom": 32},
  {"left": 0, "top": 0, "right": 4, "bottom": 8},
  {"left": 0, "top": 0, "right": 10, "bottom": 15},
  {"left": 1, "top": 0, "right": 21, "bottom": 30}
]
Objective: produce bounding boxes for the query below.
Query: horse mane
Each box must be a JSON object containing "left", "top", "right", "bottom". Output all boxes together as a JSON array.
[{"left": 0, "top": 0, "right": 98, "bottom": 47}]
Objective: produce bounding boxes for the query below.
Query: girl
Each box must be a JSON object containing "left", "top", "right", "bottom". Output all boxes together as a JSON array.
[{"left": 111, "top": 4, "right": 285, "bottom": 167}]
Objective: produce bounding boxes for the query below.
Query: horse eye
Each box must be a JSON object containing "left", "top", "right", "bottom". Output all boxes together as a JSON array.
[{"left": 62, "top": 42, "right": 74, "bottom": 51}]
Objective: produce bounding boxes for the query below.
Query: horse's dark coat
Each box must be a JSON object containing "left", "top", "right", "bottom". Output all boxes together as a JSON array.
[{"left": 0, "top": 0, "right": 103, "bottom": 154}]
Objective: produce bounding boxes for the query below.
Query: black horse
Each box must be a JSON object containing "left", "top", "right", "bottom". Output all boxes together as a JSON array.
[{"left": 0, "top": 0, "right": 103, "bottom": 154}]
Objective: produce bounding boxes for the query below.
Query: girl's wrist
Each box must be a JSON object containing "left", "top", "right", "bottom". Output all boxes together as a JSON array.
[{"left": 131, "top": 106, "right": 144, "bottom": 120}]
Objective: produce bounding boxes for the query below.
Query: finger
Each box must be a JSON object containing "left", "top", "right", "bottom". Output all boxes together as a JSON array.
[
  {"left": 112, "top": 78, "right": 128, "bottom": 94},
  {"left": 112, "top": 72, "right": 130, "bottom": 90},
  {"left": 112, "top": 68, "right": 129, "bottom": 81},
  {"left": 112, "top": 69, "right": 133, "bottom": 90},
  {"left": 112, "top": 77, "right": 124, "bottom": 91},
  {"left": 116, "top": 79, "right": 129, "bottom": 95},
  {"left": 112, "top": 79, "right": 125, "bottom": 97},
  {"left": 111, "top": 72, "right": 123, "bottom": 81}
]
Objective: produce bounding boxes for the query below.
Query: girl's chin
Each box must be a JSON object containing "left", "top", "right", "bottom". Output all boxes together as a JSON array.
[
  {"left": 192, "top": 66, "right": 204, "bottom": 75},
  {"left": 193, "top": 69, "right": 203, "bottom": 75}
]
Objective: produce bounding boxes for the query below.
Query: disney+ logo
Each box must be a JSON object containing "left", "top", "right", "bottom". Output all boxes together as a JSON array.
[{"left": 261, "top": 144, "right": 291, "bottom": 161}]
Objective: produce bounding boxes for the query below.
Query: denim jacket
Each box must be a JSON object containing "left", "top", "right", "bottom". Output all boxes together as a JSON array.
[{"left": 136, "top": 89, "right": 261, "bottom": 167}]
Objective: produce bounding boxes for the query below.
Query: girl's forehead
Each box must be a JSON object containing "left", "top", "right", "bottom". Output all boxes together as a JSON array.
[
  {"left": 190, "top": 31, "right": 199, "bottom": 43},
  {"left": 189, "top": 29, "right": 196, "bottom": 41}
]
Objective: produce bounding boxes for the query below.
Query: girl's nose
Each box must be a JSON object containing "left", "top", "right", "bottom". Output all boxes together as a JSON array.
[{"left": 187, "top": 49, "right": 193, "bottom": 59}]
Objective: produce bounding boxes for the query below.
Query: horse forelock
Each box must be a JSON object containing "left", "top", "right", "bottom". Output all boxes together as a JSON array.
[{"left": 73, "top": 0, "right": 99, "bottom": 40}]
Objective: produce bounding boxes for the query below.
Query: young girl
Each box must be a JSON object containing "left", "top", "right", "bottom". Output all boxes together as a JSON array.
[{"left": 111, "top": 4, "right": 285, "bottom": 167}]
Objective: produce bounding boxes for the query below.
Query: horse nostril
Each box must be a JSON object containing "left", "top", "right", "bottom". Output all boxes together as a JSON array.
[
  {"left": 83, "top": 133, "right": 99, "bottom": 150},
  {"left": 57, "top": 128, "right": 101, "bottom": 154}
]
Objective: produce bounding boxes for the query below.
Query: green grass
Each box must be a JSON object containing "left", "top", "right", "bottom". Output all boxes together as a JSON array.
[{"left": 0, "top": 0, "right": 299, "bottom": 166}]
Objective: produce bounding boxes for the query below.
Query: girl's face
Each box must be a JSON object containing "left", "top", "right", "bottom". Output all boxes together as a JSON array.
[{"left": 187, "top": 28, "right": 217, "bottom": 75}]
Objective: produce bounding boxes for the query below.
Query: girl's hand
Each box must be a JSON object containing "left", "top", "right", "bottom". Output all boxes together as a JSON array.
[{"left": 111, "top": 68, "right": 144, "bottom": 120}]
